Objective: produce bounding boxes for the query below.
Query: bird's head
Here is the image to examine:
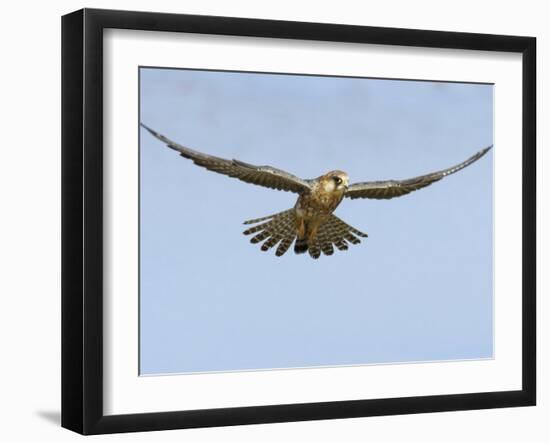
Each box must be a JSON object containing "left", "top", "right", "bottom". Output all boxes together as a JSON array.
[{"left": 321, "top": 170, "right": 349, "bottom": 193}]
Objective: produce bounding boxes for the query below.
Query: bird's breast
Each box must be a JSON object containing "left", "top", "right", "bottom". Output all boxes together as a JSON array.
[{"left": 295, "top": 186, "right": 344, "bottom": 219}]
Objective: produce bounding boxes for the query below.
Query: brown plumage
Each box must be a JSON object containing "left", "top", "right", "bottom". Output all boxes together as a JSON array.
[
  {"left": 242, "top": 209, "right": 367, "bottom": 259},
  {"left": 142, "top": 123, "right": 492, "bottom": 259}
]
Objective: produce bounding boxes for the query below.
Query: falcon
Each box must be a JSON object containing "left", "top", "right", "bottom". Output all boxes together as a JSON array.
[{"left": 141, "top": 123, "right": 492, "bottom": 259}]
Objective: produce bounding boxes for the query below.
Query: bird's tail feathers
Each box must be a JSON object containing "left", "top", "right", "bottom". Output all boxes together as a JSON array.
[
  {"left": 307, "top": 215, "right": 368, "bottom": 259},
  {"left": 243, "top": 211, "right": 367, "bottom": 259},
  {"left": 243, "top": 209, "right": 297, "bottom": 257}
]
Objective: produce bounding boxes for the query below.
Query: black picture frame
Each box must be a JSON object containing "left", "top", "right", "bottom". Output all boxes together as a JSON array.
[{"left": 62, "top": 8, "right": 536, "bottom": 435}]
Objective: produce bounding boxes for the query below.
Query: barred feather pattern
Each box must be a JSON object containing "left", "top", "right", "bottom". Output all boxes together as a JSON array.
[
  {"left": 243, "top": 209, "right": 297, "bottom": 257},
  {"left": 243, "top": 210, "right": 367, "bottom": 259},
  {"left": 308, "top": 214, "right": 368, "bottom": 259}
]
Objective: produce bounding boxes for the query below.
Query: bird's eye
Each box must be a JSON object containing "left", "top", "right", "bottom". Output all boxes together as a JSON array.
[{"left": 333, "top": 176, "right": 342, "bottom": 184}]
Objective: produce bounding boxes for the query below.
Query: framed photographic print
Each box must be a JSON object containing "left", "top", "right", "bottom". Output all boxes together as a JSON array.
[{"left": 61, "top": 8, "right": 536, "bottom": 435}]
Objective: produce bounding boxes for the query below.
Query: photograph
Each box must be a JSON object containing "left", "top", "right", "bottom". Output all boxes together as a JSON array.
[
  {"left": 56, "top": 5, "right": 538, "bottom": 437},
  {"left": 139, "top": 67, "right": 494, "bottom": 376}
]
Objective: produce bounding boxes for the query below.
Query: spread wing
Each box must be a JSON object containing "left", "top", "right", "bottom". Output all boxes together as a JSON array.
[
  {"left": 141, "top": 124, "right": 312, "bottom": 194},
  {"left": 345, "top": 146, "right": 492, "bottom": 200}
]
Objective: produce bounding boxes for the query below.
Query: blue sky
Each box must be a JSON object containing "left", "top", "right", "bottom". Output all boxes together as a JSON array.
[{"left": 139, "top": 67, "right": 493, "bottom": 375}]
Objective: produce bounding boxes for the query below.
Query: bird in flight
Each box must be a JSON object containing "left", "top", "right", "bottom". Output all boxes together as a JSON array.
[{"left": 141, "top": 123, "right": 492, "bottom": 259}]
